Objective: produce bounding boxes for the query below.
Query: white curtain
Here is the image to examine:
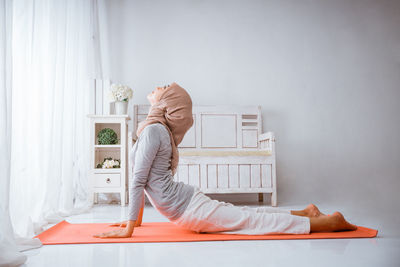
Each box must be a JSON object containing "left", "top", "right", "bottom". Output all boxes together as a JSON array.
[
  {"left": 9, "top": 0, "right": 94, "bottom": 237},
  {"left": 0, "top": 0, "right": 31, "bottom": 265},
  {"left": 1, "top": 0, "right": 105, "bottom": 265}
]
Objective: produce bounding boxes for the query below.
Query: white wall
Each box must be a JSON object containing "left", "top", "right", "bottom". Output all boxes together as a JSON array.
[{"left": 104, "top": 0, "right": 400, "bottom": 235}]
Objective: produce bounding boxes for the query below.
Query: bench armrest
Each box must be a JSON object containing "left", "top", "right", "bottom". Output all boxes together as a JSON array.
[
  {"left": 259, "top": 131, "right": 276, "bottom": 152},
  {"left": 259, "top": 131, "right": 275, "bottom": 142}
]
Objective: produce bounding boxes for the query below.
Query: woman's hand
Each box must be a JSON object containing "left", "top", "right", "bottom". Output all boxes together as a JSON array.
[
  {"left": 93, "top": 227, "right": 133, "bottom": 238},
  {"left": 93, "top": 220, "right": 135, "bottom": 238}
]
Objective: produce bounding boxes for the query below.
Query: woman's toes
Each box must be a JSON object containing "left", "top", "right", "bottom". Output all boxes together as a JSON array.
[
  {"left": 331, "top": 211, "right": 357, "bottom": 231},
  {"left": 349, "top": 224, "right": 358, "bottom": 230}
]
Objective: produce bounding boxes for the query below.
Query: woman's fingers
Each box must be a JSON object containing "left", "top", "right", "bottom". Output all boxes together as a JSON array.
[
  {"left": 93, "top": 232, "right": 107, "bottom": 238},
  {"left": 93, "top": 229, "right": 132, "bottom": 238},
  {"left": 93, "top": 229, "right": 117, "bottom": 238},
  {"left": 109, "top": 221, "right": 127, "bottom": 227}
]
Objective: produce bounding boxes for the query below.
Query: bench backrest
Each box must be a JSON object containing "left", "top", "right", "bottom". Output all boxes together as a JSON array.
[{"left": 133, "top": 105, "right": 262, "bottom": 150}]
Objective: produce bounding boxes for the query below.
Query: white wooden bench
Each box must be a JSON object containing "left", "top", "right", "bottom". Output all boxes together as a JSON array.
[{"left": 129, "top": 105, "right": 277, "bottom": 206}]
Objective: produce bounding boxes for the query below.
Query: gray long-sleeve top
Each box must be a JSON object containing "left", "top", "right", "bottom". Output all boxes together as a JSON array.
[{"left": 127, "top": 123, "right": 194, "bottom": 221}]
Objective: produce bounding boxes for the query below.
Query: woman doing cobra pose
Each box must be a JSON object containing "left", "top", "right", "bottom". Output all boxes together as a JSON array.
[{"left": 94, "top": 83, "right": 357, "bottom": 239}]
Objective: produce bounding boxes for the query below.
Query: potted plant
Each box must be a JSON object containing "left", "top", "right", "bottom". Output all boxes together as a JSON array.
[
  {"left": 109, "top": 83, "right": 133, "bottom": 114},
  {"left": 97, "top": 128, "right": 118, "bottom": 145}
]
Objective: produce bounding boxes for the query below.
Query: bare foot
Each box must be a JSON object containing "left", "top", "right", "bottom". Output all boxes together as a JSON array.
[
  {"left": 304, "top": 204, "right": 325, "bottom": 217},
  {"left": 330, "top": 212, "right": 358, "bottom": 231},
  {"left": 291, "top": 204, "right": 325, "bottom": 218},
  {"left": 310, "top": 211, "right": 358, "bottom": 232}
]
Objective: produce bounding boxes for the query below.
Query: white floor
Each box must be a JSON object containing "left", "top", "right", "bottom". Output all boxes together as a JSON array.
[{"left": 21, "top": 201, "right": 399, "bottom": 267}]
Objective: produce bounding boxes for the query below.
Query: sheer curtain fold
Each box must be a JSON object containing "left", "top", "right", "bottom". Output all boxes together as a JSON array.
[
  {"left": 92, "top": 0, "right": 111, "bottom": 80},
  {"left": 1, "top": 0, "right": 30, "bottom": 265},
  {"left": 9, "top": 0, "right": 95, "bottom": 239}
]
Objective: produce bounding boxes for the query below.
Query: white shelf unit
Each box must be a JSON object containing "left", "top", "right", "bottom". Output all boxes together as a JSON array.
[{"left": 87, "top": 115, "right": 130, "bottom": 206}]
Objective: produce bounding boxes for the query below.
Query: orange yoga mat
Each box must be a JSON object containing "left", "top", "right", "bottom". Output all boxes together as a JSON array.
[{"left": 35, "top": 220, "right": 378, "bottom": 245}]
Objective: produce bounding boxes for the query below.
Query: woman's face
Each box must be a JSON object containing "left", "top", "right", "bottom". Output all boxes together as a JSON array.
[{"left": 147, "top": 84, "right": 170, "bottom": 106}]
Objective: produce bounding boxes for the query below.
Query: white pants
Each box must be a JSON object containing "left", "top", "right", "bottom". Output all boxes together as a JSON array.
[{"left": 171, "top": 187, "right": 310, "bottom": 235}]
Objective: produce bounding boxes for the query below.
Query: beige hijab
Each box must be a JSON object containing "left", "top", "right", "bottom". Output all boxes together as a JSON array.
[{"left": 136, "top": 82, "right": 193, "bottom": 176}]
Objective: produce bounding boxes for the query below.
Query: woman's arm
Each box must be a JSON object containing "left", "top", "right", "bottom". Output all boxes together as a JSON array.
[
  {"left": 109, "top": 194, "right": 144, "bottom": 228},
  {"left": 127, "top": 125, "right": 160, "bottom": 222},
  {"left": 134, "top": 193, "right": 145, "bottom": 227}
]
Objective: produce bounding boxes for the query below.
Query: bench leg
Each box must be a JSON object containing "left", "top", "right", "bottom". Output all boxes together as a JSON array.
[
  {"left": 94, "top": 192, "right": 98, "bottom": 204},
  {"left": 271, "top": 192, "right": 277, "bottom": 207},
  {"left": 258, "top": 193, "right": 264, "bottom": 203}
]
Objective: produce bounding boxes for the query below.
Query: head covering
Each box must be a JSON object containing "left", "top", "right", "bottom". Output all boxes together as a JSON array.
[{"left": 136, "top": 82, "right": 193, "bottom": 176}]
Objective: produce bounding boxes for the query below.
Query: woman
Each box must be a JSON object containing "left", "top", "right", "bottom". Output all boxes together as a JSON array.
[{"left": 93, "top": 82, "right": 357, "bottom": 238}]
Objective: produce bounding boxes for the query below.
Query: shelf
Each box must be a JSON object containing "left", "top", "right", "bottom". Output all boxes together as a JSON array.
[
  {"left": 89, "top": 115, "right": 129, "bottom": 206},
  {"left": 94, "top": 145, "right": 121, "bottom": 148},
  {"left": 93, "top": 168, "right": 121, "bottom": 174}
]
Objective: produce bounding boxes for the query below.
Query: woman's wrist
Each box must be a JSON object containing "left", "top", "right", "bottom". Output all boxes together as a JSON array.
[{"left": 126, "top": 220, "right": 136, "bottom": 231}]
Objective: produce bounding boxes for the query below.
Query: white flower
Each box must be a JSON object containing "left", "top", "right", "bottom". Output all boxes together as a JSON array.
[
  {"left": 102, "top": 159, "right": 118, "bottom": 168},
  {"left": 109, "top": 83, "right": 133, "bottom": 102}
]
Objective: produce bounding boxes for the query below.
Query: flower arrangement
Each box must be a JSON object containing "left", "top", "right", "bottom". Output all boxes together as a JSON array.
[
  {"left": 109, "top": 83, "right": 133, "bottom": 102},
  {"left": 97, "top": 128, "right": 118, "bottom": 145},
  {"left": 96, "top": 157, "right": 121, "bottom": 169}
]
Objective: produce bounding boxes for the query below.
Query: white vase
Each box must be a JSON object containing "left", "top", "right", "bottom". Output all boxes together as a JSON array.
[{"left": 115, "top": 101, "right": 128, "bottom": 115}]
